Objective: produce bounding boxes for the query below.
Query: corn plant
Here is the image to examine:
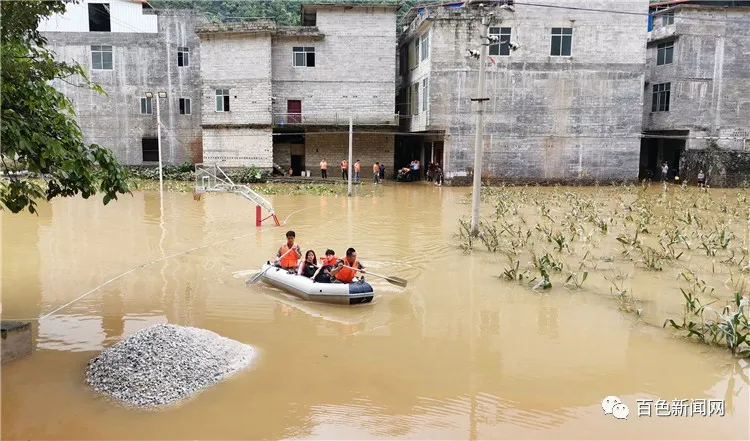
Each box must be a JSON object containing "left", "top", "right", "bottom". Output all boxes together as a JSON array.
[
  {"left": 563, "top": 270, "right": 588, "bottom": 290},
  {"left": 501, "top": 254, "right": 528, "bottom": 281},
  {"left": 637, "top": 246, "right": 665, "bottom": 271}
]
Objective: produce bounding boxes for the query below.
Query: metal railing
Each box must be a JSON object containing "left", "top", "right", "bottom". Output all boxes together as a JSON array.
[{"left": 271, "top": 112, "right": 399, "bottom": 126}]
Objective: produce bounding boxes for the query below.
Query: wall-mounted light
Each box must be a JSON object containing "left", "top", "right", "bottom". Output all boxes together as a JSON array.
[
  {"left": 158, "top": 91, "right": 167, "bottom": 98},
  {"left": 145, "top": 91, "right": 153, "bottom": 98}
]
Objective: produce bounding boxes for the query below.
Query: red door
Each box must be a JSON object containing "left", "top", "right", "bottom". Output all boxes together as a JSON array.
[{"left": 287, "top": 100, "right": 302, "bottom": 124}]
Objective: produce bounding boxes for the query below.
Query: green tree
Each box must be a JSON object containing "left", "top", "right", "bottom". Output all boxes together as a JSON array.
[{"left": 1, "top": 0, "right": 131, "bottom": 214}]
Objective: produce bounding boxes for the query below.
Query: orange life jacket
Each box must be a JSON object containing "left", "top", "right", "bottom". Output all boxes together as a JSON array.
[
  {"left": 335, "top": 257, "right": 358, "bottom": 283},
  {"left": 321, "top": 255, "right": 337, "bottom": 267},
  {"left": 279, "top": 244, "right": 300, "bottom": 268}
]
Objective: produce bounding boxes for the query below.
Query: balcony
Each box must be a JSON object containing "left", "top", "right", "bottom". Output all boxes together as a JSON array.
[{"left": 271, "top": 112, "right": 399, "bottom": 127}]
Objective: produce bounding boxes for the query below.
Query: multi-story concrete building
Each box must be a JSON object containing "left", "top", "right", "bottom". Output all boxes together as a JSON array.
[
  {"left": 196, "top": 3, "right": 399, "bottom": 177},
  {"left": 642, "top": 0, "right": 750, "bottom": 186},
  {"left": 397, "top": 0, "right": 648, "bottom": 183},
  {"left": 38, "top": 0, "right": 203, "bottom": 165}
]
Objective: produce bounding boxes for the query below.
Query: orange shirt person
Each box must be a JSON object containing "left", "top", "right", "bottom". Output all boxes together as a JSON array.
[
  {"left": 276, "top": 230, "right": 302, "bottom": 271},
  {"left": 329, "top": 247, "right": 366, "bottom": 283},
  {"left": 320, "top": 159, "right": 328, "bottom": 179}
]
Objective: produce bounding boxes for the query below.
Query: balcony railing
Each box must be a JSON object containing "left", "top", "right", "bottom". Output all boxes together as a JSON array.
[{"left": 271, "top": 112, "right": 399, "bottom": 126}]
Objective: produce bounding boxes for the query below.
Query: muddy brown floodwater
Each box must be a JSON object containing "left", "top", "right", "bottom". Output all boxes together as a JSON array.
[{"left": 1, "top": 183, "right": 749, "bottom": 440}]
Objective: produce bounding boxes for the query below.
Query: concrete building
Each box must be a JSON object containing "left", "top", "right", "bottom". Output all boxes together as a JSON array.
[
  {"left": 195, "top": 3, "right": 399, "bottom": 178},
  {"left": 642, "top": 0, "right": 750, "bottom": 186},
  {"left": 397, "top": 0, "right": 648, "bottom": 183},
  {"left": 38, "top": 0, "right": 203, "bottom": 165}
]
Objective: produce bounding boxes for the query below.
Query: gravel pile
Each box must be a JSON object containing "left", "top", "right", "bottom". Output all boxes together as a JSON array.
[{"left": 85, "top": 324, "right": 255, "bottom": 408}]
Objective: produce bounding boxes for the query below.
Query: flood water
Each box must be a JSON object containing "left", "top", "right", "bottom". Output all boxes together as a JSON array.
[{"left": 2, "top": 183, "right": 749, "bottom": 440}]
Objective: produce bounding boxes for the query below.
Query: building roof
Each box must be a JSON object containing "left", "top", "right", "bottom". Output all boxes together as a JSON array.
[
  {"left": 301, "top": 1, "right": 401, "bottom": 14},
  {"left": 195, "top": 20, "right": 276, "bottom": 36},
  {"left": 649, "top": 0, "right": 750, "bottom": 8}
]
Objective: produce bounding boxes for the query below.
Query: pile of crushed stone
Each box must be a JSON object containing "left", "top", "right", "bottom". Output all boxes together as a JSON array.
[{"left": 85, "top": 324, "right": 255, "bottom": 408}]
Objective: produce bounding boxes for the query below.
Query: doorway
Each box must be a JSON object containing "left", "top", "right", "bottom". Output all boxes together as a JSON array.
[
  {"left": 287, "top": 100, "right": 302, "bottom": 124},
  {"left": 640, "top": 132, "right": 687, "bottom": 180},
  {"left": 290, "top": 143, "right": 304, "bottom": 176}
]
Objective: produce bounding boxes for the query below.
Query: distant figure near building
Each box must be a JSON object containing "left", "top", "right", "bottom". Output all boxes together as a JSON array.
[
  {"left": 661, "top": 162, "right": 669, "bottom": 182},
  {"left": 373, "top": 162, "right": 380, "bottom": 184},
  {"left": 697, "top": 170, "right": 706, "bottom": 187},
  {"left": 341, "top": 159, "right": 348, "bottom": 180},
  {"left": 320, "top": 159, "right": 328, "bottom": 179}
]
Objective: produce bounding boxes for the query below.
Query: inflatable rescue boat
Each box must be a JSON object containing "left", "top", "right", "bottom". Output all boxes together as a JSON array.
[{"left": 259, "top": 263, "right": 375, "bottom": 305}]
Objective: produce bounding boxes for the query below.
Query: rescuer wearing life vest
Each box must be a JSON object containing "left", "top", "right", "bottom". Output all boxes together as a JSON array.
[
  {"left": 329, "top": 247, "right": 366, "bottom": 283},
  {"left": 275, "top": 230, "right": 302, "bottom": 271}
]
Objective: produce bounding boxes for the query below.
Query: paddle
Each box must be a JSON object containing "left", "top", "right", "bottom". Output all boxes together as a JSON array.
[
  {"left": 340, "top": 264, "right": 408, "bottom": 288},
  {"left": 246, "top": 246, "right": 298, "bottom": 285}
]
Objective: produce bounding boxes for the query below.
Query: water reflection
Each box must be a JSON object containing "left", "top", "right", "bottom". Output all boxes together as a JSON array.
[{"left": 1, "top": 186, "right": 749, "bottom": 440}]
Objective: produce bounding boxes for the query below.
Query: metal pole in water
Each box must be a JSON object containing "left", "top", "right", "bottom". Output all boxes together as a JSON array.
[
  {"left": 348, "top": 115, "right": 353, "bottom": 197},
  {"left": 470, "top": 13, "right": 490, "bottom": 236},
  {"left": 156, "top": 95, "right": 164, "bottom": 197}
]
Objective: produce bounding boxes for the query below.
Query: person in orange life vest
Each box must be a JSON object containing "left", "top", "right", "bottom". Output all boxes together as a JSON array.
[
  {"left": 341, "top": 159, "right": 348, "bottom": 180},
  {"left": 329, "top": 247, "right": 366, "bottom": 283},
  {"left": 275, "top": 230, "right": 302, "bottom": 271},
  {"left": 354, "top": 159, "right": 361, "bottom": 183},
  {"left": 320, "top": 159, "right": 328, "bottom": 179}
]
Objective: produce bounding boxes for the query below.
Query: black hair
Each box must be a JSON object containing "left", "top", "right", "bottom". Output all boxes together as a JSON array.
[
  {"left": 286, "top": 230, "right": 295, "bottom": 238},
  {"left": 305, "top": 250, "right": 317, "bottom": 265},
  {"left": 325, "top": 249, "right": 335, "bottom": 256},
  {"left": 346, "top": 247, "right": 356, "bottom": 257}
]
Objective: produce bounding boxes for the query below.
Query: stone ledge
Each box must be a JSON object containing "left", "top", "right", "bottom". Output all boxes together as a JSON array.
[{"left": 1, "top": 321, "right": 32, "bottom": 364}]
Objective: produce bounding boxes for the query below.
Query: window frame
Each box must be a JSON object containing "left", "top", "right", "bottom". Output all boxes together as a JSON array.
[
  {"left": 489, "top": 27, "right": 512, "bottom": 56},
  {"left": 550, "top": 27, "right": 573, "bottom": 57},
  {"left": 651, "top": 82, "right": 671, "bottom": 112},
  {"left": 91, "top": 45, "right": 113, "bottom": 70},
  {"left": 179, "top": 98, "right": 191, "bottom": 115},
  {"left": 140, "top": 97, "right": 153, "bottom": 115},
  {"left": 177, "top": 47, "right": 189, "bottom": 67},
  {"left": 420, "top": 31, "right": 430, "bottom": 61},
  {"left": 215, "top": 89, "right": 230, "bottom": 112},
  {"left": 422, "top": 78, "right": 428, "bottom": 112},
  {"left": 292, "top": 46, "right": 316, "bottom": 67},
  {"left": 662, "top": 11, "right": 675, "bottom": 26},
  {"left": 656, "top": 41, "right": 674, "bottom": 66}
]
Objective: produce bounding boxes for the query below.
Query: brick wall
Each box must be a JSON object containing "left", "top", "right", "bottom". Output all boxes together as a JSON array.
[
  {"left": 304, "top": 131, "right": 394, "bottom": 178},
  {"left": 43, "top": 11, "right": 203, "bottom": 165},
  {"left": 200, "top": 33, "right": 273, "bottom": 126},
  {"left": 273, "top": 143, "right": 293, "bottom": 170},
  {"left": 203, "top": 127, "right": 272, "bottom": 168},
  {"left": 271, "top": 6, "right": 397, "bottom": 123}
]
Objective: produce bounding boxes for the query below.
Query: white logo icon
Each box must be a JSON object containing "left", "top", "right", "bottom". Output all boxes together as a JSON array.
[
  {"left": 612, "top": 403, "right": 630, "bottom": 420},
  {"left": 602, "top": 396, "right": 621, "bottom": 415},
  {"left": 602, "top": 396, "right": 629, "bottom": 420}
]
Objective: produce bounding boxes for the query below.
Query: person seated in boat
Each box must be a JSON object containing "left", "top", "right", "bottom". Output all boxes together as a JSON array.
[
  {"left": 329, "top": 247, "right": 366, "bottom": 283},
  {"left": 275, "top": 230, "right": 302, "bottom": 272},
  {"left": 297, "top": 250, "right": 319, "bottom": 277},
  {"left": 311, "top": 249, "right": 337, "bottom": 283}
]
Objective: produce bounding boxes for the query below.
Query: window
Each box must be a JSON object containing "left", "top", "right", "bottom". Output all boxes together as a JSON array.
[
  {"left": 414, "top": 39, "right": 420, "bottom": 67},
  {"left": 142, "top": 138, "right": 159, "bottom": 162},
  {"left": 179, "top": 98, "right": 191, "bottom": 115},
  {"left": 489, "top": 27, "right": 512, "bottom": 56},
  {"left": 91, "top": 45, "right": 113, "bottom": 70},
  {"left": 412, "top": 83, "right": 420, "bottom": 115},
  {"left": 656, "top": 41, "right": 674, "bottom": 65},
  {"left": 177, "top": 47, "right": 189, "bottom": 67},
  {"left": 550, "top": 27, "right": 572, "bottom": 57},
  {"left": 293, "top": 47, "right": 315, "bottom": 67},
  {"left": 140, "top": 97, "right": 152, "bottom": 115},
  {"left": 652, "top": 82, "right": 671, "bottom": 112},
  {"left": 662, "top": 11, "right": 674, "bottom": 26},
  {"left": 302, "top": 11, "right": 316, "bottom": 26},
  {"left": 88, "top": 3, "right": 111, "bottom": 32},
  {"left": 215, "top": 89, "right": 230, "bottom": 112},
  {"left": 422, "top": 78, "right": 428, "bottom": 111},
  {"left": 420, "top": 32, "right": 430, "bottom": 61}
]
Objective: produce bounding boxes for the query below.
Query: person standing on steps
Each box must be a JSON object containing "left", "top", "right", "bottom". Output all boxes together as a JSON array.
[
  {"left": 354, "top": 159, "right": 361, "bottom": 183},
  {"left": 341, "top": 159, "right": 348, "bottom": 180},
  {"left": 320, "top": 159, "right": 327, "bottom": 179}
]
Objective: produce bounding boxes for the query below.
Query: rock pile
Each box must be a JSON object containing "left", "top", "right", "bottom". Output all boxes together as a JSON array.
[{"left": 85, "top": 324, "right": 254, "bottom": 408}]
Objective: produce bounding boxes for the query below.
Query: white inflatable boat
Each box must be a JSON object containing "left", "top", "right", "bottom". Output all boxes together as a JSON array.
[{"left": 259, "top": 263, "right": 375, "bottom": 305}]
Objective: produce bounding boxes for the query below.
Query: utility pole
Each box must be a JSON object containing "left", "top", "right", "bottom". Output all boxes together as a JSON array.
[
  {"left": 348, "top": 116, "right": 353, "bottom": 196},
  {"left": 470, "top": 12, "right": 490, "bottom": 236}
]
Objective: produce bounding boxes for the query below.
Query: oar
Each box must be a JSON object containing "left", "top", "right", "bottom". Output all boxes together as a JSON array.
[
  {"left": 246, "top": 246, "right": 297, "bottom": 285},
  {"left": 341, "top": 265, "right": 408, "bottom": 288}
]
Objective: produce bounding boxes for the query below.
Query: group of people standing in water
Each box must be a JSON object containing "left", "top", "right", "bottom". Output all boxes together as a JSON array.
[{"left": 274, "top": 231, "right": 366, "bottom": 283}]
